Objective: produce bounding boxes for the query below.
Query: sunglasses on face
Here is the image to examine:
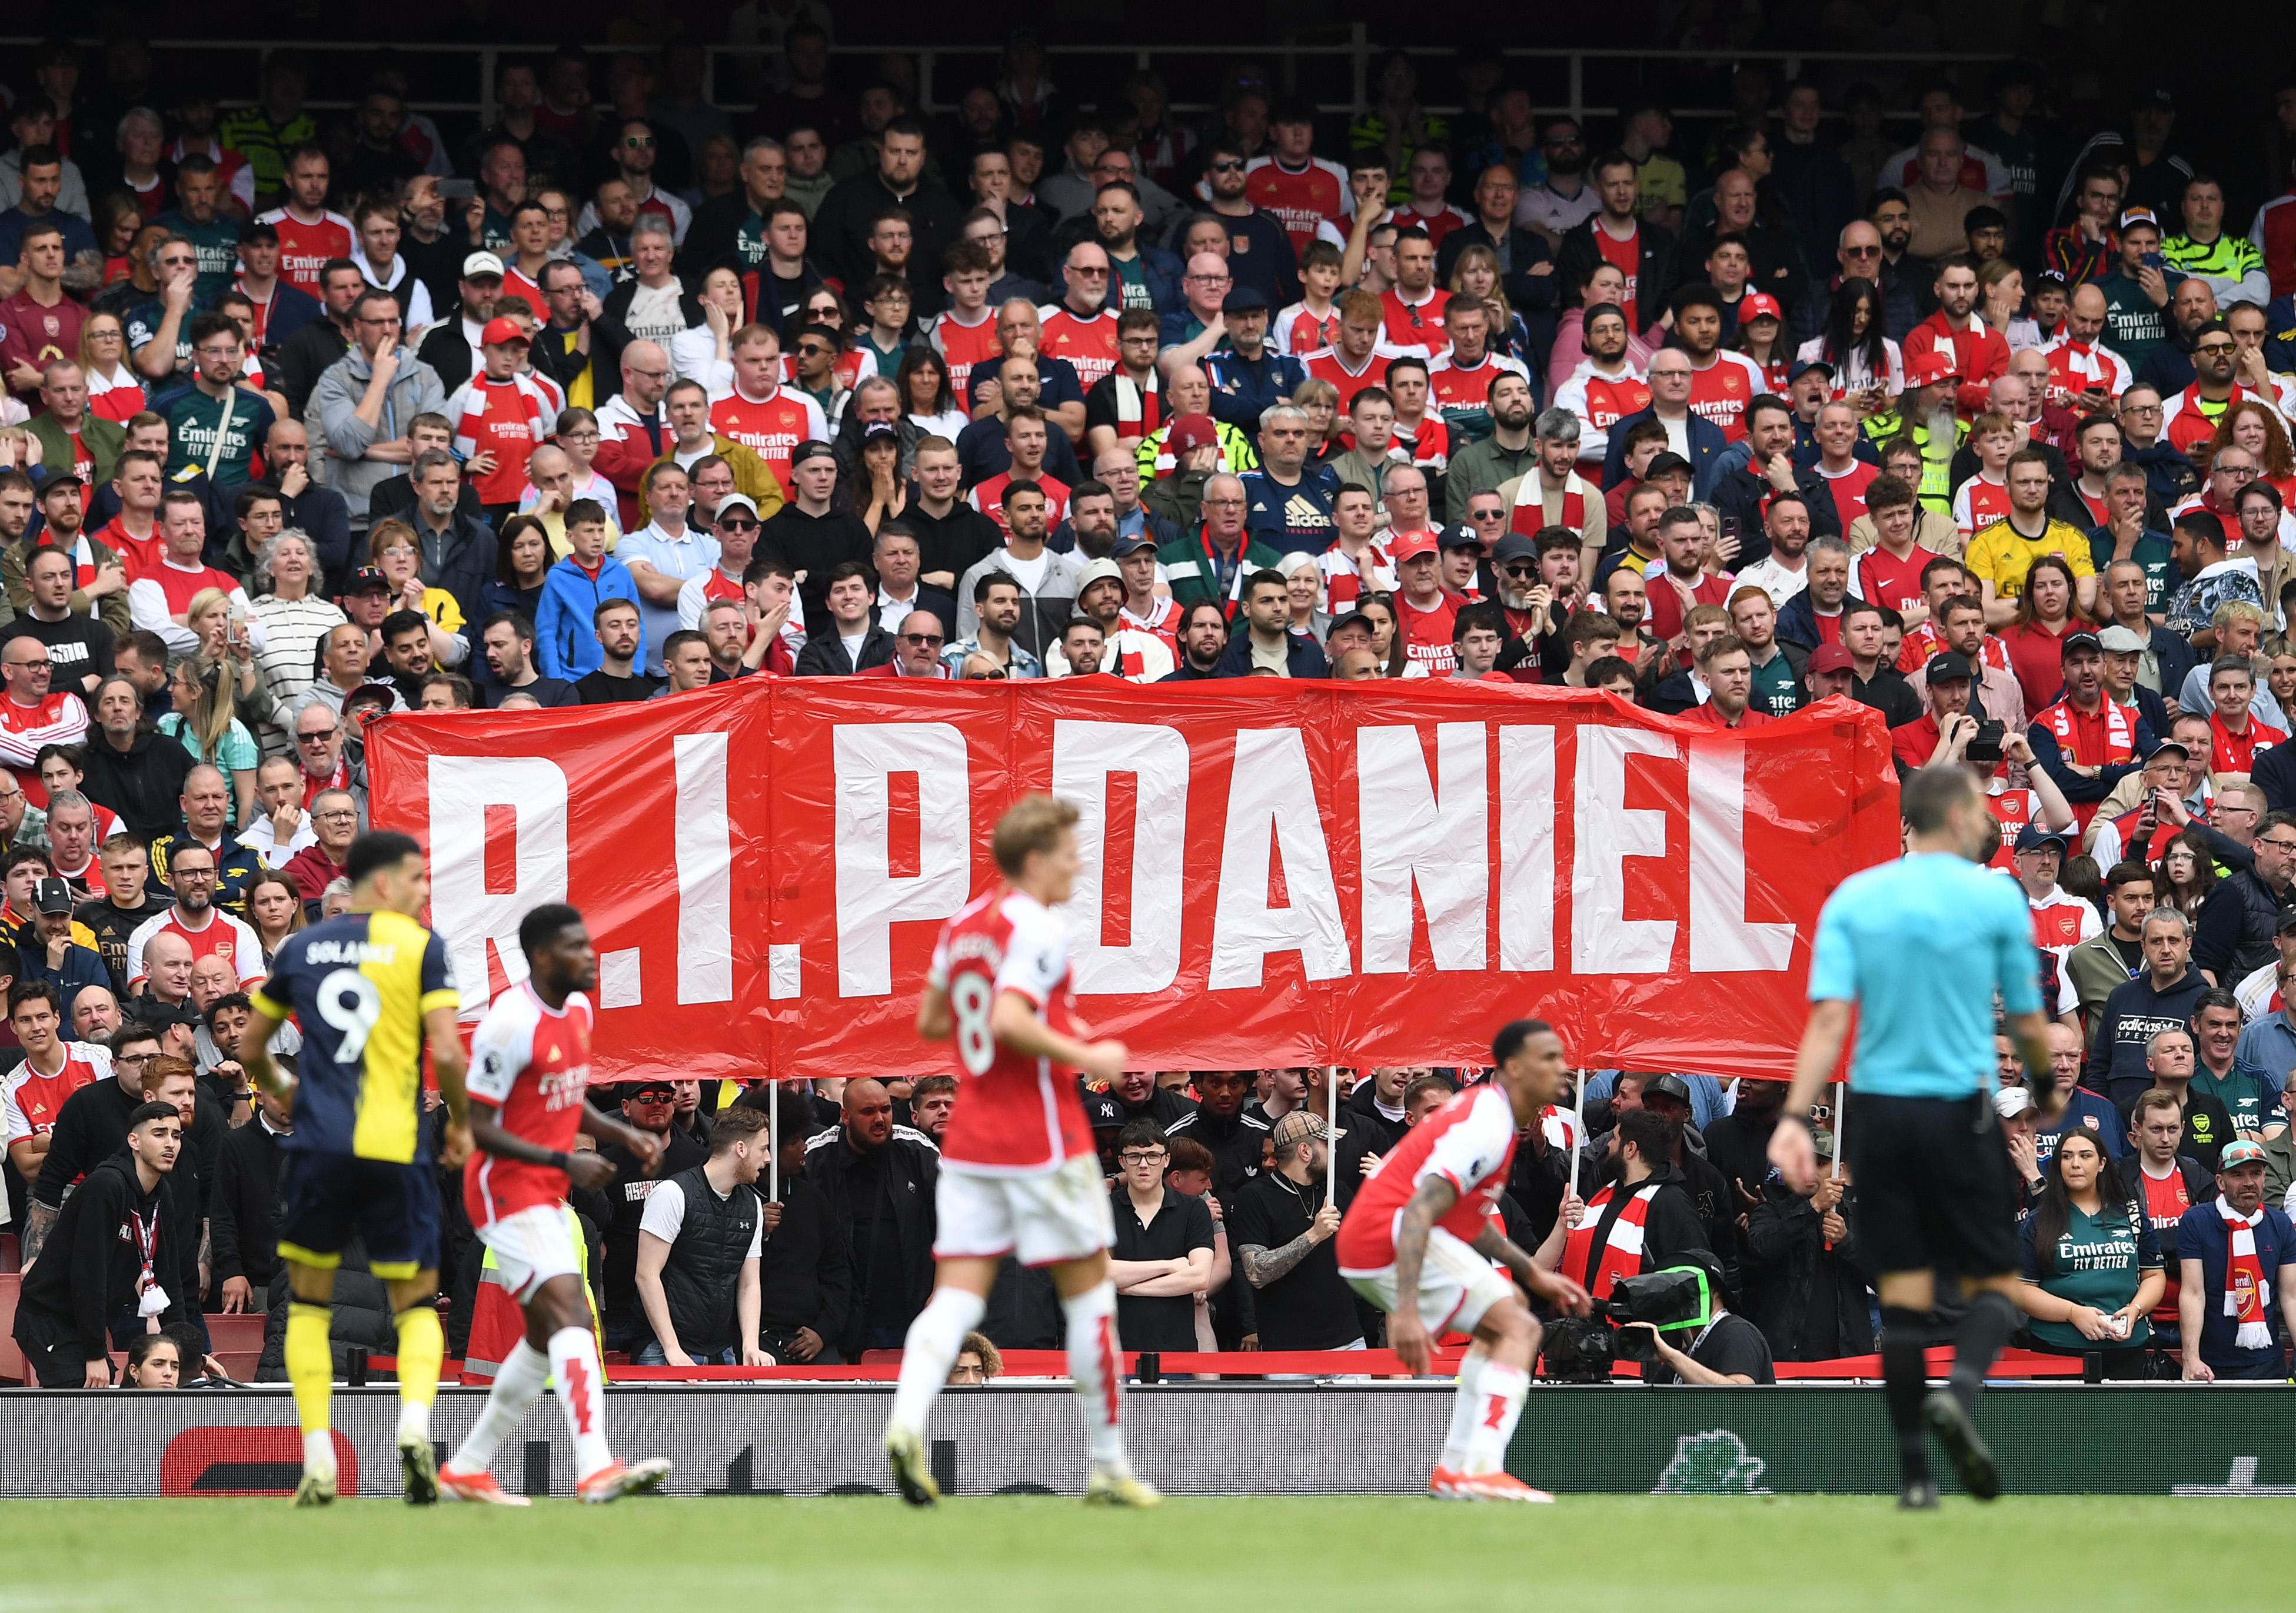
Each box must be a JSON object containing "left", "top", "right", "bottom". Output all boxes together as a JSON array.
[
  {"left": 902, "top": 632, "right": 944, "bottom": 646},
  {"left": 1209, "top": 159, "right": 1245, "bottom": 172},
  {"left": 719, "top": 517, "right": 758, "bottom": 531}
]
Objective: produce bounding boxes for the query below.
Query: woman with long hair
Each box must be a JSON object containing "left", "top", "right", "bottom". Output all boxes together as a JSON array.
[
  {"left": 847, "top": 421, "right": 909, "bottom": 534},
  {"left": 670, "top": 263, "right": 748, "bottom": 390},
  {"left": 2210, "top": 400, "right": 2296, "bottom": 508},
  {"left": 77, "top": 312, "right": 145, "bottom": 423},
  {"left": 1549, "top": 261, "right": 1662, "bottom": 382},
  {"left": 158, "top": 652, "right": 261, "bottom": 820},
  {"left": 2014, "top": 1127, "right": 2161, "bottom": 1379},
  {"left": 484, "top": 513, "right": 552, "bottom": 622},
  {"left": 1445, "top": 245, "right": 1531, "bottom": 362},
  {"left": 247, "top": 530, "right": 342, "bottom": 744},
  {"left": 1356, "top": 593, "right": 1425, "bottom": 679},
  {"left": 247, "top": 868, "right": 307, "bottom": 967},
  {"left": 2155, "top": 827, "right": 2217, "bottom": 919},
  {"left": 183, "top": 585, "right": 283, "bottom": 749},
  {"left": 1795, "top": 276, "right": 1902, "bottom": 407},
  {"left": 1978, "top": 258, "right": 2041, "bottom": 351},
  {"left": 897, "top": 345, "right": 969, "bottom": 440},
  {"left": 2002, "top": 554, "right": 2093, "bottom": 713},
  {"left": 94, "top": 194, "right": 144, "bottom": 287},
  {"left": 1731, "top": 294, "right": 1791, "bottom": 393}
]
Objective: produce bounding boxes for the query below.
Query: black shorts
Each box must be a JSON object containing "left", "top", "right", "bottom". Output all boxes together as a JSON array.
[
  {"left": 1845, "top": 1089, "right": 2021, "bottom": 1279},
  {"left": 275, "top": 1149, "right": 442, "bottom": 1281}
]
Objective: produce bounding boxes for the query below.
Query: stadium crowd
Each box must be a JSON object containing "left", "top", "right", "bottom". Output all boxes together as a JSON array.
[{"left": 2, "top": 25, "right": 2296, "bottom": 1389}]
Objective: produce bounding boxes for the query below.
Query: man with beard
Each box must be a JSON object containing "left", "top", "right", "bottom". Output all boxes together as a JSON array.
[
  {"left": 1156, "top": 600, "right": 1230, "bottom": 682},
  {"left": 1549, "top": 305, "right": 1648, "bottom": 474}
]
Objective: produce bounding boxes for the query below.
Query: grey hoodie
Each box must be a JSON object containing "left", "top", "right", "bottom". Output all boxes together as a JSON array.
[{"left": 308, "top": 343, "right": 447, "bottom": 522}]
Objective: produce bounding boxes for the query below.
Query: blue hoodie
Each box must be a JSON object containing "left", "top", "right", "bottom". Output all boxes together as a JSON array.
[{"left": 534, "top": 553, "right": 644, "bottom": 680}]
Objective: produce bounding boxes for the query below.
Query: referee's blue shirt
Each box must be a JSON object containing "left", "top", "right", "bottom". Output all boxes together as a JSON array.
[{"left": 1807, "top": 853, "right": 2042, "bottom": 1099}]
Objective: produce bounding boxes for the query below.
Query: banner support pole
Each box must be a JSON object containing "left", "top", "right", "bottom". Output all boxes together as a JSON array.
[
  {"left": 1831, "top": 1079, "right": 1844, "bottom": 1181},
  {"left": 768, "top": 1077, "right": 780, "bottom": 1203},
  {"left": 1326, "top": 1067, "right": 1339, "bottom": 1205}
]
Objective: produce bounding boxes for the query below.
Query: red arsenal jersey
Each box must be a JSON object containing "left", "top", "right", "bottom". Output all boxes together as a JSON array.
[
  {"left": 465, "top": 982, "right": 595, "bottom": 1225},
  {"left": 929, "top": 309, "right": 1002, "bottom": 413},
  {"left": 1393, "top": 203, "right": 1472, "bottom": 248},
  {"left": 2211, "top": 711, "right": 2287, "bottom": 775},
  {"left": 257, "top": 207, "right": 355, "bottom": 297},
  {"left": 1302, "top": 346, "right": 1389, "bottom": 415},
  {"left": 2, "top": 1043, "right": 110, "bottom": 1144},
  {"left": 1243, "top": 157, "right": 1350, "bottom": 252},
  {"left": 1379, "top": 287, "right": 1450, "bottom": 354},
  {"left": 1854, "top": 541, "right": 1939, "bottom": 616},
  {"left": 1335, "top": 1085, "right": 1519, "bottom": 1271},
  {"left": 1394, "top": 591, "right": 1462, "bottom": 674},
  {"left": 929, "top": 887, "right": 1096, "bottom": 1174},
  {"left": 1039, "top": 308, "right": 1122, "bottom": 389},
  {"left": 1578, "top": 373, "right": 1654, "bottom": 439},
  {"left": 1276, "top": 302, "right": 1342, "bottom": 357},
  {"left": 1594, "top": 224, "right": 1646, "bottom": 330},
  {"left": 1684, "top": 353, "right": 1765, "bottom": 440},
  {"left": 1818, "top": 460, "right": 1882, "bottom": 524},
  {"left": 969, "top": 471, "right": 1071, "bottom": 535},
  {"left": 708, "top": 385, "right": 828, "bottom": 491}
]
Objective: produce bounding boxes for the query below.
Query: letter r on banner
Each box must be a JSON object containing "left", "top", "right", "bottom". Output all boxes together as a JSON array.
[
  {"left": 1051, "top": 720, "right": 1188, "bottom": 993},
  {"left": 429, "top": 756, "right": 570, "bottom": 1012},
  {"left": 833, "top": 723, "right": 972, "bottom": 997}
]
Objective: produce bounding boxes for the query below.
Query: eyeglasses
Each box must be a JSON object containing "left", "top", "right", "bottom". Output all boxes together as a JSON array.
[
  {"left": 6, "top": 658, "right": 49, "bottom": 672},
  {"left": 2124, "top": 402, "right": 2162, "bottom": 414},
  {"left": 1070, "top": 265, "right": 1110, "bottom": 277},
  {"left": 2195, "top": 342, "right": 2237, "bottom": 357},
  {"left": 628, "top": 1089, "right": 675, "bottom": 1102},
  {"left": 558, "top": 429, "right": 600, "bottom": 443},
  {"left": 116, "top": 1052, "right": 154, "bottom": 1068},
  {"left": 298, "top": 731, "right": 338, "bottom": 745},
  {"left": 901, "top": 631, "right": 944, "bottom": 646},
  {"left": 1118, "top": 1150, "right": 1169, "bottom": 1166},
  {"left": 2263, "top": 837, "right": 2296, "bottom": 852},
  {"left": 314, "top": 809, "right": 359, "bottom": 822},
  {"left": 622, "top": 135, "right": 654, "bottom": 148}
]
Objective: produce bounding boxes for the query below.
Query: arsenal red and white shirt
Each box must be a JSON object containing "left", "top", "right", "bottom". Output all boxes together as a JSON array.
[
  {"left": 1335, "top": 1085, "right": 1519, "bottom": 1271},
  {"left": 708, "top": 384, "right": 829, "bottom": 491},
  {"left": 465, "top": 982, "right": 595, "bottom": 1226},
  {"left": 1243, "top": 156, "right": 1351, "bottom": 252},
  {"left": 929, "top": 887, "right": 1096, "bottom": 1175},
  {"left": 256, "top": 206, "right": 355, "bottom": 297},
  {"left": 2, "top": 1042, "right": 112, "bottom": 1144},
  {"left": 1039, "top": 307, "right": 1122, "bottom": 389},
  {"left": 127, "top": 906, "right": 265, "bottom": 987},
  {"left": 1684, "top": 351, "right": 1766, "bottom": 441}
]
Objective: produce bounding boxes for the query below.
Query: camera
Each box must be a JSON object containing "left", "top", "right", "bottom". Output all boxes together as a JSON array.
[
  {"left": 1535, "top": 1264, "right": 1719, "bottom": 1382},
  {"left": 1964, "top": 717, "right": 2005, "bottom": 764}
]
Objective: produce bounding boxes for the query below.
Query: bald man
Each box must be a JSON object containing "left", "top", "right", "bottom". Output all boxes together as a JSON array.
[
  {"left": 594, "top": 338, "right": 677, "bottom": 530},
  {"left": 802, "top": 1075, "right": 944, "bottom": 1356}
]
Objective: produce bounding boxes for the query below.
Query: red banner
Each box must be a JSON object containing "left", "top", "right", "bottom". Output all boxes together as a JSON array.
[{"left": 364, "top": 680, "right": 1899, "bottom": 1085}]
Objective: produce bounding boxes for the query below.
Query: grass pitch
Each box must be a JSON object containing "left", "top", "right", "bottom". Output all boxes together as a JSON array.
[{"left": 0, "top": 1495, "right": 2264, "bottom": 1612}]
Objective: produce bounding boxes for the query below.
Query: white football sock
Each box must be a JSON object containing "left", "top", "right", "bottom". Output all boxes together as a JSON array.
[
  {"left": 1439, "top": 1349, "right": 1491, "bottom": 1472},
  {"left": 1463, "top": 1361, "right": 1529, "bottom": 1475},
  {"left": 395, "top": 1398, "right": 430, "bottom": 1445},
  {"left": 450, "top": 1338, "right": 550, "bottom": 1474},
  {"left": 302, "top": 1429, "right": 335, "bottom": 1476},
  {"left": 548, "top": 1326, "right": 613, "bottom": 1478},
  {"left": 1062, "top": 1281, "right": 1127, "bottom": 1468},
  {"left": 888, "top": 1285, "right": 986, "bottom": 1437}
]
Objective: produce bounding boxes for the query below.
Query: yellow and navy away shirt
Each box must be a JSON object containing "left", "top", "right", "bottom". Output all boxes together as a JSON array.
[{"left": 252, "top": 909, "right": 458, "bottom": 1163}]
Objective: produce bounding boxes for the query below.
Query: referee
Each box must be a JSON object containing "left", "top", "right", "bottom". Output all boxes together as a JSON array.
[{"left": 1770, "top": 765, "right": 2054, "bottom": 1510}]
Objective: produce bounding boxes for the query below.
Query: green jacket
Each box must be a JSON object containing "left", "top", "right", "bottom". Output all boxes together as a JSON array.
[
  {"left": 0, "top": 526, "right": 131, "bottom": 640},
  {"left": 2064, "top": 929, "right": 2140, "bottom": 1029},
  {"left": 1446, "top": 435, "right": 1539, "bottom": 526},
  {"left": 1156, "top": 530, "right": 1285, "bottom": 611},
  {"left": 26, "top": 411, "right": 125, "bottom": 493}
]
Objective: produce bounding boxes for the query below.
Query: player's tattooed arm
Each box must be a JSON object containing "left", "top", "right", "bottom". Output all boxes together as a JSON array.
[{"left": 18, "top": 1199, "right": 56, "bottom": 1268}]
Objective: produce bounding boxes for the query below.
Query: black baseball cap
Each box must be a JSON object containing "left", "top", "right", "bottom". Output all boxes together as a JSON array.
[
  {"left": 2060, "top": 630, "right": 2104, "bottom": 659},
  {"left": 1491, "top": 533, "right": 1539, "bottom": 566},
  {"left": 1924, "top": 650, "right": 1974, "bottom": 682},
  {"left": 348, "top": 567, "right": 391, "bottom": 594},
  {"left": 1438, "top": 524, "right": 1482, "bottom": 549},
  {"left": 32, "top": 877, "right": 70, "bottom": 915},
  {"left": 790, "top": 440, "right": 837, "bottom": 467},
  {"left": 1112, "top": 534, "right": 1158, "bottom": 558}
]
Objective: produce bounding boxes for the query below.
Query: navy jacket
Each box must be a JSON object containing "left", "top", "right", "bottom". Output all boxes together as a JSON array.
[
  {"left": 2084, "top": 966, "right": 2211, "bottom": 1102},
  {"left": 1599, "top": 405, "right": 1728, "bottom": 499},
  {"left": 1204, "top": 347, "right": 1309, "bottom": 434},
  {"left": 1053, "top": 244, "right": 1184, "bottom": 318},
  {"left": 1214, "top": 630, "right": 1330, "bottom": 680},
  {"left": 1708, "top": 463, "right": 1842, "bottom": 568}
]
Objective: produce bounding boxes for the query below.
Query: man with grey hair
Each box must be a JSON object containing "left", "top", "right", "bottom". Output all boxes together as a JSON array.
[
  {"left": 1161, "top": 472, "right": 1282, "bottom": 611},
  {"left": 1507, "top": 405, "right": 1606, "bottom": 570},
  {"left": 2087, "top": 906, "right": 2210, "bottom": 1108},
  {"left": 1777, "top": 531, "right": 1853, "bottom": 651},
  {"left": 1241, "top": 403, "right": 1340, "bottom": 554}
]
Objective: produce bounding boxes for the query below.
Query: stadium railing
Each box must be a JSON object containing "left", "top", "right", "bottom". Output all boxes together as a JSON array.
[{"left": 0, "top": 33, "right": 2006, "bottom": 127}]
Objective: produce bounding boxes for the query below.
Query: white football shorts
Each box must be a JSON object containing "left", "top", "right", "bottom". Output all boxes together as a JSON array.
[
  {"left": 1341, "top": 1225, "right": 1518, "bottom": 1336},
  {"left": 934, "top": 1152, "right": 1114, "bottom": 1267}
]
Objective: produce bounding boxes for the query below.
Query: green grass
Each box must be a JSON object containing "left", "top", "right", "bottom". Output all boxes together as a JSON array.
[{"left": 0, "top": 1496, "right": 2270, "bottom": 1612}]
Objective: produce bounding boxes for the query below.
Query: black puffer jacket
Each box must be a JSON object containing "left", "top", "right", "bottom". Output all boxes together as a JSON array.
[{"left": 801, "top": 1123, "right": 939, "bottom": 1361}]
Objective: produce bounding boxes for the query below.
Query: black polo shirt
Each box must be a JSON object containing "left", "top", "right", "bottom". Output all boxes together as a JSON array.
[
  {"left": 1227, "top": 1169, "right": 1362, "bottom": 1349},
  {"left": 1108, "top": 1184, "right": 1213, "bottom": 1351}
]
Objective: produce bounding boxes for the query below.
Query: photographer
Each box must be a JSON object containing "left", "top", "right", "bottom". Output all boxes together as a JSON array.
[
  {"left": 1890, "top": 653, "right": 2077, "bottom": 843},
  {"left": 1624, "top": 1250, "right": 1777, "bottom": 1385}
]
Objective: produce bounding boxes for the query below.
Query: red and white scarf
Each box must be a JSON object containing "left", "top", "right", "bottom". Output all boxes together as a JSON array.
[
  {"left": 1511, "top": 473, "right": 1591, "bottom": 538},
  {"left": 2218, "top": 1197, "right": 2275, "bottom": 1350},
  {"left": 1562, "top": 1181, "right": 1659, "bottom": 1301},
  {"left": 2039, "top": 696, "right": 2135, "bottom": 765}
]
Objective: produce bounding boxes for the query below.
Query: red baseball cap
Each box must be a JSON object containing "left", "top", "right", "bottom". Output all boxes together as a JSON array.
[
  {"left": 1387, "top": 530, "right": 1439, "bottom": 563},
  {"left": 1166, "top": 413, "right": 1219, "bottom": 455},
  {"left": 1738, "top": 291, "right": 1783, "bottom": 325},
  {"left": 480, "top": 315, "right": 531, "bottom": 348},
  {"left": 1904, "top": 349, "right": 1958, "bottom": 388},
  {"left": 1808, "top": 643, "right": 1855, "bottom": 674}
]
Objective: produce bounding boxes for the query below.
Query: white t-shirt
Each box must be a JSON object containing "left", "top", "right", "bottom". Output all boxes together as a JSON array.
[
  {"left": 1733, "top": 556, "right": 1811, "bottom": 610},
  {"left": 839, "top": 628, "right": 869, "bottom": 664},
  {"left": 1661, "top": 415, "right": 1689, "bottom": 460},
  {"left": 624, "top": 281, "right": 691, "bottom": 348},
  {"left": 638, "top": 1175, "right": 764, "bottom": 1257},
  {"left": 1000, "top": 548, "right": 1050, "bottom": 593}
]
